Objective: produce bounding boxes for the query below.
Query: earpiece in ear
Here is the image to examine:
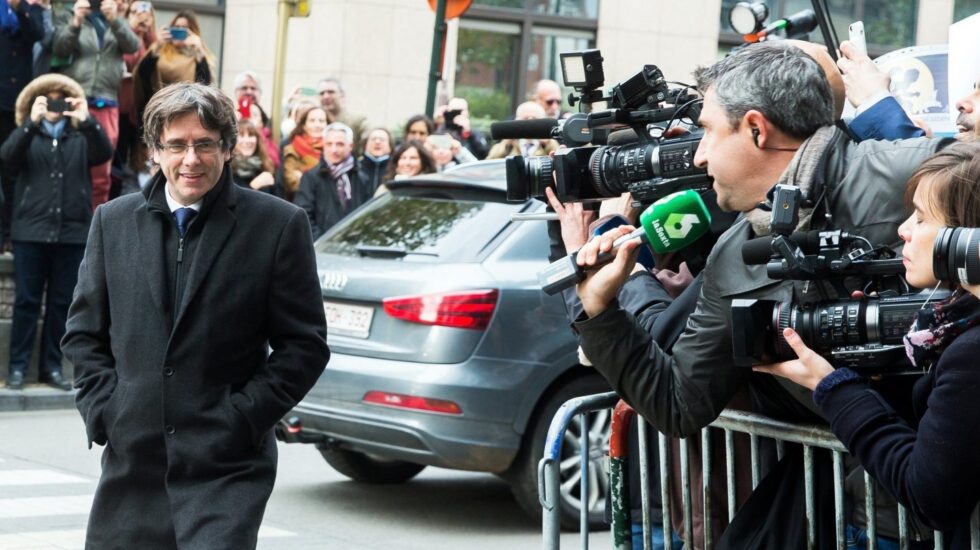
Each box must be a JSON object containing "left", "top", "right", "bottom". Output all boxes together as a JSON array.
[{"left": 751, "top": 128, "right": 760, "bottom": 147}]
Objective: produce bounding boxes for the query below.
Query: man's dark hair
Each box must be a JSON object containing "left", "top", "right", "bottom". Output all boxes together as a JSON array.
[
  {"left": 143, "top": 82, "right": 238, "bottom": 151},
  {"left": 695, "top": 42, "right": 834, "bottom": 139}
]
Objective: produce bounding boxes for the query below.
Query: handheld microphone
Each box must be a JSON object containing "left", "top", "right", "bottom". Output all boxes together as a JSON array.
[
  {"left": 761, "top": 9, "right": 817, "bottom": 37},
  {"left": 539, "top": 190, "right": 712, "bottom": 295},
  {"left": 489, "top": 118, "right": 558, "bottom": 140}
]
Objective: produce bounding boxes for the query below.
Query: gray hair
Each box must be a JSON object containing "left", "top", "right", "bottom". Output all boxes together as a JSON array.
[
  {"left": 324, "top": 122, "right": 354, "bottom": 144},
  {"left": 695, "top": 42, "right": 834, "bottom": 139},
  {"left": 233, "top": 71, "right": 261, "bottom": 92},
  {"left": 143, "top": 83, "right": 237, "bottom": 151}
]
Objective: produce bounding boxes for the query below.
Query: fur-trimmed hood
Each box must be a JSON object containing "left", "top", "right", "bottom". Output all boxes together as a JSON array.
[{"left": 14, "top": 74, "right": 87, "bottom": 127}]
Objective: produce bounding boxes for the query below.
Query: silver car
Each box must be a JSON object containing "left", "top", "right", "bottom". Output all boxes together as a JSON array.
[{"left": 278, "top": 160, "right": 610, "bottom": 527}]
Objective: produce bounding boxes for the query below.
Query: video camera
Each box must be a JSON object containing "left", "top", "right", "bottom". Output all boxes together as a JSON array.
[
  {"left": 493, "top": 50, "right": 711, "bottom": 207},
  {"left": 731, "top": 185, "right": 980, "bottom": 373}
]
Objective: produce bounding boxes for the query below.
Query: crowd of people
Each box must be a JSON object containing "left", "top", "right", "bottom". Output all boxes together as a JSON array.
[{"left": 1, "top": 0, "right": 567, "bottom": 393}]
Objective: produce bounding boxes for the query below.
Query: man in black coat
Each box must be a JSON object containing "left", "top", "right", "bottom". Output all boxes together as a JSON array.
[
  {"left": 294, "top": 121, "right": 369, "bottom": 239},
  {"left": 62, "top": 82, "right": 330, "bottom": 549}
]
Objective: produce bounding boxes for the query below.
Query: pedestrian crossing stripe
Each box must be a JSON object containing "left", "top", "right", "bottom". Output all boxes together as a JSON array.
[
  {"left": 0, "top": 525, "right": 296, "bottom": 549},
  {"left": 0, "top": 470, "right": 88, "bottom": 486}
]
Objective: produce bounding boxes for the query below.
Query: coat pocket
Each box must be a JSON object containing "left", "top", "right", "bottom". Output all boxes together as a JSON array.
[{"left": 102, "top": 383, "right": 128, "bottom": 443}]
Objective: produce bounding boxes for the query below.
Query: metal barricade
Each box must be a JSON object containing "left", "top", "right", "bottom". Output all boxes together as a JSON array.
[{"left": 540, "top": 395, "right": 980, "bottom": 550}]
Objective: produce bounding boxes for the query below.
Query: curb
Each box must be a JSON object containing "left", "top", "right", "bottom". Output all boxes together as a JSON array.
[{"left": 0, "top": 385, "right": 76, "bottom": 412}]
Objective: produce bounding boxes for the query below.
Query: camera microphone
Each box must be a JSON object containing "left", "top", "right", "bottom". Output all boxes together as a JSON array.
[
  {"left": 489, "top": 118, "right": 558, "bottom": 140},
  {"left": 539, "top": 189, "right": 712, "bottom": 295},
  {"left": 741, "top": 230, "right": 852, "bottom": 266}
]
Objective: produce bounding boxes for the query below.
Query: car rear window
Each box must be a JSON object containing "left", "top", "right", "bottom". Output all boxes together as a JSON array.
[{"left": 315, "top": 193, "right": 519, "bottom": 262}]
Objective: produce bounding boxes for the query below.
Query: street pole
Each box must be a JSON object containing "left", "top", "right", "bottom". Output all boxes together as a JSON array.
[
  {"left": 271, "top": 0, "right": 292, "bottom": 145},
  {"left": 425, "top": 0, "right": 448, "bottom": 118}
]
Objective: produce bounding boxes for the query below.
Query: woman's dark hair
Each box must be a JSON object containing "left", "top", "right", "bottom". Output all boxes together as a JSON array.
[
  {"left": 905, "top": 142, "right": 980, "bottom": 228},
  {"left": 288, "top": 106, "right": 325, "bottom": 142},
  {"left": 236, "top": 119, "right": 273, "bottom": 173},
  {"left": 384, "top": 140, "right": 436, "bottom": 183},
  {"left": 402, "top": 114, "right": 434, "bottom": 141}
]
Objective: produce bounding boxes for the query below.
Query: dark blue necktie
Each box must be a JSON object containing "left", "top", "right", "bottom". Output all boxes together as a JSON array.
[{"left": 174, "top": 207, "right": 197, "bottom": 238}]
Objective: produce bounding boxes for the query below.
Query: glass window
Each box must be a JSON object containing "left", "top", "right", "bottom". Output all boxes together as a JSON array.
[
  {"left": 529, "top": 0, "right": 599, "bottom": 18},
  {"left": 472, "top": 0, "right": 526, "bottom": 9},
  {"left": 720, "top": 0, "right": 918, "bottom": 51},
  {"left": 455, "top": 21, "right": 522, "bottom": 126},
  {"left": 525, "top": 26, "right": 593, "bottom": 105},
  {"left": 316, "top": 194, "right": 517, "bottom": 262},
  {"left": 954, "top": 0, "right": 980, "bottom": 22}
]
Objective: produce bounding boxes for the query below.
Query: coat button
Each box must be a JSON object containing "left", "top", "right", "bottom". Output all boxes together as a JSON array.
[
  {"left": 165, "top": 425, "right": 175, "bottom": 435},
  {"left": 163, "top": 367, "right": 174, "bottom": 377}
]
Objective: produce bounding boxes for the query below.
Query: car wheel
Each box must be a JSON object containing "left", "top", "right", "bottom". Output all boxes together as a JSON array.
[
  {"left": 508, "top": 375, "right": 611, "bottom": 530},
  {"left": 317, "top": 444, "right": 426, "bottom": 484}
]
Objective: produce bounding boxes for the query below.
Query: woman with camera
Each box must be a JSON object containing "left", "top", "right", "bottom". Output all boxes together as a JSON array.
[
  {"left": 756, "top": 142, "right": 980, "bottom": 549},
  {"left": 132, "top": 9, "right": 213, "bottom": 127}
]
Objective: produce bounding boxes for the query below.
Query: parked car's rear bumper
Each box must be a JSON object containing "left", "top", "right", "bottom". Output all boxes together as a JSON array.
[{"left": 280, "top": 351, "right": 542, "bottom": 472}]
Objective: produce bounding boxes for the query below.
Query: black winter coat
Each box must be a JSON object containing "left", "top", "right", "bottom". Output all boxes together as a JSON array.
[
  {"left": 0, "top": 117, "right": 112, "bottom": 244},
  {"left": 294, "top": 159, "right": 370, "bottom": 239},
  {"left": 358, "top": 155, "right": 388, "bottom": 196},
  {"left": 62, "top": 170, "right": 330, "bottom": 549},
  {"left": 818, "top": 324, "right": 980, "bottom": 549},
  {"left": 0, "top": 2, "right": 44, "bottom": 112}
]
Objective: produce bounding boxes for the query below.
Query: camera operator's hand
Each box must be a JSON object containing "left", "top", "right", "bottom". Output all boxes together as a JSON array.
[
  {"left": 752, "top": 328, "right": 835, "bottom": 390},
  {"left": 599, "top": 192, "right": 640, "bottom": 224},
  {"left": 30, "top": 96, "right": 48, "bottom": 124},
  {"left": 71, "top": 0, "right": 91, "bottom": 28},
  {"left": 62, "top": 96, "right": 89, "bottom": 123},
  {"left": 575, "top": 225, "right": 642, "bottom": 318},
  {"left": 837, "top": 40, "right": 890, "bottom": 109},
  {"left": 545, "top": 187, "right": 595, "bottom": 254}
]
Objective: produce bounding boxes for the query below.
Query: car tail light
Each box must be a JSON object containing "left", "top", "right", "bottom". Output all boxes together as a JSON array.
[
  {"left": 363, "top": 391, "right": 462, "bottom": 415},
  {"left": 382, "top": 289, "right": 499, "bottom": 330}
]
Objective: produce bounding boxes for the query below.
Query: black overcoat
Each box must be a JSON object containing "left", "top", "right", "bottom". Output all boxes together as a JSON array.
[{"left": 62, "top": 168, "right": 330, "bottom": 549}]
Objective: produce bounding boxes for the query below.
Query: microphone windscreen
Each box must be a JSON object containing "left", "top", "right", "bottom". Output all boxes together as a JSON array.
[
  {"left": 489, "top": 118, "right": 558, "bottom": 140},
  {"left": 742, "top": 236, "right": 775, "bottom": 265}
]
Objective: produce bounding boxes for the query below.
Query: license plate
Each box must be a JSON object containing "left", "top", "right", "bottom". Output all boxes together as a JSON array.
[{"left": 324, "top": 301, "right": 374, "bottom": 339}]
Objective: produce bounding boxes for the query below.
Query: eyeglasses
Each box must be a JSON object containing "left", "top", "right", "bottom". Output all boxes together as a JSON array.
[{"left": 159, "top": 140, "right": 223, "bottom": 156}]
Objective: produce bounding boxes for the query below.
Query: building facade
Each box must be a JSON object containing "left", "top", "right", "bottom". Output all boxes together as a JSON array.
[{"left": 214, "top": 0, "right": 968, "bottom": 135}]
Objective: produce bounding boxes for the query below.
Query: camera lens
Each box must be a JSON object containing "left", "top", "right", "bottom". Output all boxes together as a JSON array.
[
  {"left": 933, "top": 227, "right": 980, "bottom": 285},
  {"left": 588, "top": 143, "right": 658, "bottom": 197},
  {"left": 504, "top": 155, "right": 553, "bottom": 202}
]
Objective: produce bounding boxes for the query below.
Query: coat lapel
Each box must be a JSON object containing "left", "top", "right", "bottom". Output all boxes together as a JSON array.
[
  {"left": 172, "top": 180, "right": 238, "bottom": 331},
  {"left": 135, "top": 203, "right": 168, "bottom": 315}
]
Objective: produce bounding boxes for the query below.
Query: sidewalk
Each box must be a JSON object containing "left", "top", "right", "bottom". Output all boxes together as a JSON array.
[{"left": 0, "top": 385, "right": 75, "bottom": 413}]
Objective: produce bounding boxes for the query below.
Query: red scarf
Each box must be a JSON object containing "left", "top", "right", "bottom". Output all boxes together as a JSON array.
[{"left": 291, "top": 133, "right": 323, "bottom": 161}]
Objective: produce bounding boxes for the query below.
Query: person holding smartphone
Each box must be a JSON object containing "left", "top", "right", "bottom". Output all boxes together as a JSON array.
[
  {"left": 132, "top": 9, "right": 213, "bottom": 138},
  {"left": 0, "top": 73, "right": 112, "bottom": 391},
  {"left": 52, "top": 0, "right": 139, "bottom": 209}
]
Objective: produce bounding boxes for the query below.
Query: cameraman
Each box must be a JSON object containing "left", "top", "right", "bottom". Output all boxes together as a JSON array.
[
  {"left": 572, "top": 41, "right": 948, "bottom": 438},
  {"left": 756, "top": 143, "right": 980, "bottom": 549}
]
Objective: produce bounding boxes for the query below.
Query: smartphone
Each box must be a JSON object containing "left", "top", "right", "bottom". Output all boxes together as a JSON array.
[
  {"left": 237, "top": 97, "right": 252, "bottom": 120},
  {"left": 90, "top": 0, "right": 102, "bottom": 12},
  {"left": 299, "top": 87, "right": 318, "bottom": 97},
  {"left": 429, "top": 134, "right": 452, "bottom": 150},
  {"left": 169, "top": 27, "right": 189, "bottom": 41},
  {"left": 47, "top": 98, "right": 70, "bottom": 113},
  {"left": 848, "top": 21, "right": 867, "bottom": 56}
]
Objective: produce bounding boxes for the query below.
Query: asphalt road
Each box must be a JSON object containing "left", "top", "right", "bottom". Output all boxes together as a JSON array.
[{"left": 0, "top": 410, "right": 611, "bottom": 549}]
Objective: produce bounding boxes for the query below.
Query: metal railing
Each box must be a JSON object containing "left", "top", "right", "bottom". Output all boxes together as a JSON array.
[{"left": 540, "top": 393, "right": 980, "bottom": 550}]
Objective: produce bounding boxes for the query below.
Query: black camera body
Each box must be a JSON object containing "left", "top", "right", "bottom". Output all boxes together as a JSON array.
[
  {"left": 503, "top": 52, "right": 710, "bottom": 207},
  {"left": 444, "top": 109, "right": 464, "bottom": 132},
  {"left": 732, "top": 290, "right": 947, "bottom": 373}
]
